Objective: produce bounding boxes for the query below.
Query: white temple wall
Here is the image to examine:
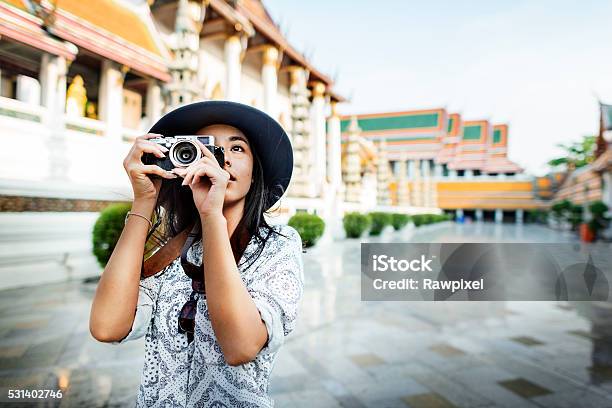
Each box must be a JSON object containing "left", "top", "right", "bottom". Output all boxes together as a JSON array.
[
  {"left": 198, "top": 38, "right": 226, "bottom": 99},
  {"left": 240, "top": 54, "right": 264, "bottom": 109}
]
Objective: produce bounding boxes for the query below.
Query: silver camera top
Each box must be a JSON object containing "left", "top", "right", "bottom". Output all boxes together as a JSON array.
[
  {"left": 149, "top": 135, "right": 215, "bottom": 148},
  {"left": 150, "top": 135, "right": 217, "bottom": 168}
]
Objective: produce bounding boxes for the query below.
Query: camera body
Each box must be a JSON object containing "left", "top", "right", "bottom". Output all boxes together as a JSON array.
[{"left": 142, "top": 135, "right": 225, "bottom": 172}]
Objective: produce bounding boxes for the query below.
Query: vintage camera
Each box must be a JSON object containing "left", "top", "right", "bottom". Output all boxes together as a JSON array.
[{"left": 142, "top": 135, "right": 225, "bottom": 172}]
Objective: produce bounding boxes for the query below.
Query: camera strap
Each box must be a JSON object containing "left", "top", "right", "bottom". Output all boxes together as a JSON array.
[{"left": 141, "top": 221, "right": 198, "bottom": 279}]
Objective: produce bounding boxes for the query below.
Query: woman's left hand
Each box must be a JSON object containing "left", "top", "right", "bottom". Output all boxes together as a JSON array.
[{"left": 172, "top": 140, "right": 230, "bottom": 217}]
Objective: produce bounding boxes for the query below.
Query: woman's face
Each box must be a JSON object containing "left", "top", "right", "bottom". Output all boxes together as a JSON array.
[{"left": 195, "top": 124, "right": 253, "bottom": 206}]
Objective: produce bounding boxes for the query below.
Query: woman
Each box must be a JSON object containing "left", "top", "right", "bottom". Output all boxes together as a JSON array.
[{"left": 89, "top": 101, "right": 304, "bottom": 407}]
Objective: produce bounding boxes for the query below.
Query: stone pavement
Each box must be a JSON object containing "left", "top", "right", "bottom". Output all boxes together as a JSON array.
[{"left": 2, "top": 222, "right": 612, "bottom": 407}]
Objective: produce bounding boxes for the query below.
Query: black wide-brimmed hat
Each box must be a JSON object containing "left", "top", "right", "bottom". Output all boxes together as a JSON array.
[{"left": 149, "top": 100, "right": 293, "bottom": 211}]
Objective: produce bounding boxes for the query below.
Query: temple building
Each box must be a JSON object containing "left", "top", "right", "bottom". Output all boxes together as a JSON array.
[
  {"left": 0, "top": 0, "right": 345, "bottom": 289},
  {"left": 340, "top": 109, "right": 549, "bottom": 223}
]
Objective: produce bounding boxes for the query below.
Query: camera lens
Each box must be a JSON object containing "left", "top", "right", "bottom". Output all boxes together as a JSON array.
[{"left": 173, "top": 142, "right": 198, "bottom": 165}]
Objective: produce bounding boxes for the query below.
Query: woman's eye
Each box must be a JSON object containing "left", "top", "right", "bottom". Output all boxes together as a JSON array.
[{"left": 230, "top": 145, "right": 244, "bottom": 152}]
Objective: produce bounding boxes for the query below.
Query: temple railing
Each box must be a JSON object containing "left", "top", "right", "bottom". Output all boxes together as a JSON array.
[
  {"left": 0, "top": 96, "right": 45, "bottom": 124},
  {"left": 65, "top": 115, "right": 106, "bottom": 137}
]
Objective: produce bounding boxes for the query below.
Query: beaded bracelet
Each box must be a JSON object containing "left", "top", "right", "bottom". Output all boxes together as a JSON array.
[{"left": 124, "top": 211, "right": 153, "bottom": 229}]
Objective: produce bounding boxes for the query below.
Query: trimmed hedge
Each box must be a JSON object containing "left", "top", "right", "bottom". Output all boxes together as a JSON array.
[
  {"left": 343, "top": 212, "right": 371, "bottom": 238},
  {"left": 368, "top": 212, "right": 393, "bottom": 236},
  {"left": 288, "top": 213, "right": 325, "bottom": 247},
  {"left": 92, "top": 203, "right": 131, "bottom": 268},
  {"left": 412, "top": 213, "right": 451, "bottom": 227},
  {"left": 391, "top": 213, "right": 411, "bottom": 231}
]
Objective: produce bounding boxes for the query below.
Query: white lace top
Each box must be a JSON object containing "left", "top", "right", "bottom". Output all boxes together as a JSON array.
[{"left": 111, "top": 224, "right": 304, "bottom": 407}]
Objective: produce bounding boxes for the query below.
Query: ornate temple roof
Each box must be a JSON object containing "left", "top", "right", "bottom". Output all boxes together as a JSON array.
[
  {"left": 1, "top": 0, "right": 341, "bottom": 95},
  {"left": 447, "top": 120, "right": 489, "bottom": 170},
  {"left": 482, "top": 124, "right": 523, "bottom": 173},
  {"left": 436, "top": 112, "right": 462, "bottom": 164},
  {"left": 1, "top": 0, "right": 170, "bottom": 81},
  {"left": 0, "top": 0, "right": 77, "bottom": 60},
  {"left": 236, "top": 0, "right": 343, "bottom": 101},
  {"left": 339, "top": 108, "right": 447, "bottom": 161}
]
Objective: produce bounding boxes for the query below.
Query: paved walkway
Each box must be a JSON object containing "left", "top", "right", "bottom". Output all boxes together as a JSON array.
[{"left": 2, "top": 222, "right": 612, "bottom": 407}]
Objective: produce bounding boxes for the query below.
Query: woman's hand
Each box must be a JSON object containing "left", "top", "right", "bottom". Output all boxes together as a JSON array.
[
  {"left": 172, "top": 140, "right": 230, "bottom": 216},
  {"left": 123, "top": 134, "right": 178, "bottom": 202}
]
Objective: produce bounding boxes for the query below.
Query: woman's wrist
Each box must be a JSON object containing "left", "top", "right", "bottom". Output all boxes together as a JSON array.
[
  {"left": 131, "top": 199, "right": 156, "bottom": 219},
  {"left": 200, "top": 212, "right": 226, "bottom": 226}
]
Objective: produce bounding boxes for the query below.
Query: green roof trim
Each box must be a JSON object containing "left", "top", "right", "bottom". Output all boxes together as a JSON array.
[
  {"left": 341, "top": 136, "right": 437, "bottom": 144},
  {"left": 340, "top": 112, "right": 440, "bottom": 133},
  {"left": 463, "top": 124, "right": 482, "bottom": 141},
  {"left": 493, "top": 129, "right": 502, "bottom": 144}
]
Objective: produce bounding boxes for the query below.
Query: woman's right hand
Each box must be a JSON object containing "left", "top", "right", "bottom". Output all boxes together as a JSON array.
[{"left": 123, "top": 134, "right": 177, "bottom": 202}]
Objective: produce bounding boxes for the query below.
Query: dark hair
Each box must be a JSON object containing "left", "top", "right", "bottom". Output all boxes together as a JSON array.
[{"left": 145, "top": 136, "right": 285, "bottom": 269}]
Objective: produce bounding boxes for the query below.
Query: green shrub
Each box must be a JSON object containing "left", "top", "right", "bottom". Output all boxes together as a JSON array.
[
  {"left": 551, "top": 199, "right": 571, "bottom": 223},
  {"left": 368, "top": 212, "right": 393, "bottom": 236},
  {"left": 526, "top": 209, "right": 548, "bottom": 224},
  {"left": 588, "top": 200, "right": 610, "bottom": 239},
  {"left": 391, "top": 213, "right": 411, "bottom": 231},
  {"left": 92, "top": 203, "right": 131, "bottom": 268},
  {"left": 412, "top": 213, "right": 449, "bottom": 227},
  {"left": 568, "top": 203, "right": 583, "bottom": 231},
  {"left": 343, "top": 212, "right": 371, "bottom": 238},
  {"left": 288, "top": 213, "right": 325, "bottom": 247},
  {"left": 412, "top": 214, "right": 426, "bottom": 227}
]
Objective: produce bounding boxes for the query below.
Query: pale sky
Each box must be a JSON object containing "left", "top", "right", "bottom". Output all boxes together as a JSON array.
[{"left": 264, "top": 0, "right": 612, "bottom": 175}]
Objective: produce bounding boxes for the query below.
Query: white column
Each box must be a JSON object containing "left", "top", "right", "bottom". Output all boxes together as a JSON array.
[
  {"left": 465, "top": 169, "right": 474, "bottom": 179},
  {"left": 408, "top": 160, "right": 415, "bottom": 178},
  {"left": 262, "top": 45, "right": 278, "bottom": 118},
  {"left": 146, "top": 79, "right": 163, "bottom": 130},
  {"left": 434, "top": 163, "right": 443, "bottom": 178},
  {"left": 449, "top": 169, "right": 457, "bottom": 179},
  {"left": 495, "top": 208, "right": 503, "bottom": 223},
  {"left": 397, "top": 156, "right": 409, "bottom": 206},
  {"left": 603, "top": 172, "right": 612, "bottom": 210},
  {"left": 310, "top": 81, "right": 326, "bottom": 195},
  {"left": 602, "top": 171, "right": 612, "bottom": 238},
  {"left": 224, "top": 35, "right": 242, "bottom": 102},
  {"left": 413, "top": 159, "right": 422, "bottom": 206},
  {"left": 327, "top": 101, "right": 342, "bottom": 189},
  {"left": 99, "top": 60, "right": 124, "bottom": 140},
  {"left": 516, "top": 209, "right": 524, "bottom": 224},
  {"left": 475, "top": 209, "right": 483, "bottom": 222},
  {"left": 40, "top": 54, "right": 66, "bottom": 114},
  {"left": 40, "top": 53, "right": 69, "bottom": 180},
  {"left": 421, "top": 159, "right": 429, "bottom": 175}
]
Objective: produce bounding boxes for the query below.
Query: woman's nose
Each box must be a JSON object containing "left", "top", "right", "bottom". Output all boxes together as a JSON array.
[{"left": 224, "top": 160, "right": 231, "bottom": 168}]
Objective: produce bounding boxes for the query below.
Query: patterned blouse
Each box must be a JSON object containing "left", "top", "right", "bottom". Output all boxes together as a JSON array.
[{"left": 111, "top": 224, "right": 304, "bottom": 407}]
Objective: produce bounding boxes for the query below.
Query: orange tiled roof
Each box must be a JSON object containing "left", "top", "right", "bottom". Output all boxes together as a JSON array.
[
  {"left": 1, "top": 0, "right": 26, "bottom": 11},
  {"left": 0, "top": 0, "right": 77, "bottom": 60},
  {"left": 54, "top": 0, "right": 163, "bottom": 57},
  {"left": 2, "top": 0, "right": 169, "bottom": 80}
]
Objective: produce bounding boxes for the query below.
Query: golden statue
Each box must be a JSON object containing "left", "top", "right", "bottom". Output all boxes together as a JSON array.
[{"left": 66, "top": 74, "right": 87, "bottom": 117}]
